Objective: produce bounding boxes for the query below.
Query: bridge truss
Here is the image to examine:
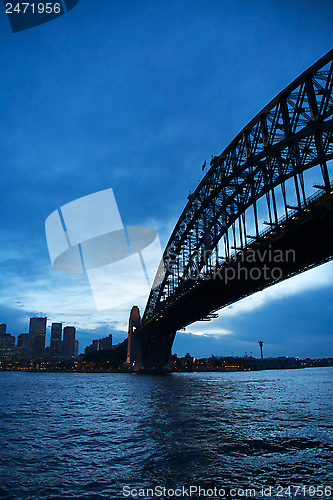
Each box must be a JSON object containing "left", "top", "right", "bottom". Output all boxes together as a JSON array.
[{"left": 136, "top": 49, "right": 333, "bottom": 371}]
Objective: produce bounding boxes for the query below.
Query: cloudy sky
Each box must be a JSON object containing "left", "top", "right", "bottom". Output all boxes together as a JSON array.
[{"left": 0, "top": 0, "right": 332, "bottom": 358}]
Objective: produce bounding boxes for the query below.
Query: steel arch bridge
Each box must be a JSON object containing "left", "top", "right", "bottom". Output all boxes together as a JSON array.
[{"left": 129, "top": 49, "right": 333, "bottom": 373}]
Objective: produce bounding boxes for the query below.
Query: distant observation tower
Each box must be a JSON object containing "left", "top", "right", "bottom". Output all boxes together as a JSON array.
[{"left": 258, "top": 341, "right": 264, "bottom": 359}]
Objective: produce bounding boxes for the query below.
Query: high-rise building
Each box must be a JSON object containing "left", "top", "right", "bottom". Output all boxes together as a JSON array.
[
  {"left": 27, "top": 317, "right": 47, "bottom": 359},
  {"left": 85, "top": 339, "right": 99, "bottom": 355},
  {"left": 84, "top": 334, "right": 112, "bottom": 355},
  {"left": 73, "top": 339, "right": 79, "bottom": 357},
  {"left": 17, "top": 333, "right": 29, "bottom": 359},
  {"left": 93, "top": 339, "right": 100, "bottom": 350},
  {"left": 0, "top": 324, "right": 7, "bottom": 336},
  {"left": 50, "top": 323, "right": 62, "bottom": 359},
  {"left": 100, "top": 334, "right": 112, "bottom": 350},
  {"left": 0, "top": 332, "right": 15, "bottom": 362},
  {"left": 63, "top": 326, "right": 75, "bottom": 358}
]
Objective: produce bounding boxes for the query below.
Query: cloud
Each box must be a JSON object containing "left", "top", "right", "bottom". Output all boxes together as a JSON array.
[
  {"left": 185, "top": 323, "right": 233, "bottom": 338},
  {"left": 217, "top": 261, "right": 333, "bottom": 319}
]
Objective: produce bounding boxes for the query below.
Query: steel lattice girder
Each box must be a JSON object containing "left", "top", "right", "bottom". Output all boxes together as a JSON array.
[{"left": 143, "top": 49, "right": 333, "bottom": 325}]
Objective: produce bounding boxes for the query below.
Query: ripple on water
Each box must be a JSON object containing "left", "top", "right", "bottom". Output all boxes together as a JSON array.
[{"left": 0, "top": 369, "right": 332, "bottom": 499}]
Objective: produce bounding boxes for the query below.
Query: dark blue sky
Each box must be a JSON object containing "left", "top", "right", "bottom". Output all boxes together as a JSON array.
[{"left": 0, "top": 0, "right": 332, "bottom": 358}]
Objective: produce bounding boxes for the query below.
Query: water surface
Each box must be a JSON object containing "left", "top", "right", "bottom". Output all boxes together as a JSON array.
[{"left": 0, "top": 368, "right": 332, "bottom": 499}]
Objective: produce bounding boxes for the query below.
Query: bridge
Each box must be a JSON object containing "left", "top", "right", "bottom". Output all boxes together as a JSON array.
[{"left": 127, "top": 48, "right": 333, "bottom": 373}]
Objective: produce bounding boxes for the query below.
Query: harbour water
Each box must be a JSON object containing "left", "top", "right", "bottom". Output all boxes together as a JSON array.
[{"left": 0, "top": 368, "right": 332, "bottom": 499}]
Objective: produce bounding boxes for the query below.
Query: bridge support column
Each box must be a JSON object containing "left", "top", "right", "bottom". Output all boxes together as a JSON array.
[
  {"left": 141, "top": 330, "right": 176, "bottom": 373},
  {"left": 126, "top": 306, "right": 145, "bottom": 371}
]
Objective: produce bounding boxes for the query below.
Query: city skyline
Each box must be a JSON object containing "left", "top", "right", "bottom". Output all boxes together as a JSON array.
[
  {"left": 0, "top": 1, "right": 333, "bottom": 359},
  {"left": 0, "top": 317, "right": 79, "bottom": 360}
]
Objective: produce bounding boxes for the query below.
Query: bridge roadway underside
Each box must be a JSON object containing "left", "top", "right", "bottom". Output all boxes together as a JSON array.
[{"left": 139, "top": 205, "right": 333, "bottom": 372}]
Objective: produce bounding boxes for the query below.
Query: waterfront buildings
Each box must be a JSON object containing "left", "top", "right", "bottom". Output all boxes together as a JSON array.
[
  {"left": 0, "top": 318, "right": 79, "bottom": 364},
  {"left": 84, "top": 334, "right": 113, "bottom": 355}
]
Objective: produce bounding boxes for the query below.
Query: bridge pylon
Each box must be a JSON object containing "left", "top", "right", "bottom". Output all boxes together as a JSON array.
[
  {"left": 126, "top": 306, "right": 144, "bottom": 372},
  {"left": 126, "top": 304, "right": 175, "bottom": 373}
]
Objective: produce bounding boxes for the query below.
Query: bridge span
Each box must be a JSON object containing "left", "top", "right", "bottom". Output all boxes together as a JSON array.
[{"left": 127, "top": 49, "right": 333, "bottom": 373}]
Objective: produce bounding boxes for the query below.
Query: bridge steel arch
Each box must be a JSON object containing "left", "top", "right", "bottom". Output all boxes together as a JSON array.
[{"left": 134, "top": 49, "right": 333, "bottom": 373}]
